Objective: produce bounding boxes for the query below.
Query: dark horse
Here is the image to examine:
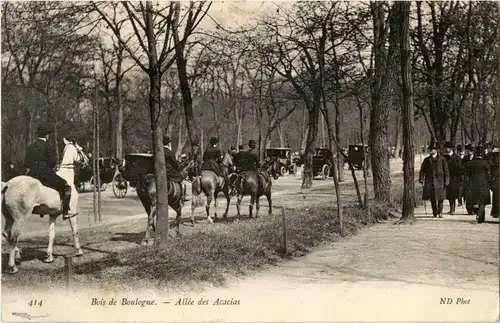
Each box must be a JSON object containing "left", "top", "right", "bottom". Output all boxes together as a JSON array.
[
  {"left": 231, "top": 157, "right": 280, "bottom": 220},
  {"left": 135, "top": 163, "right": 192, "bottom": 244}
]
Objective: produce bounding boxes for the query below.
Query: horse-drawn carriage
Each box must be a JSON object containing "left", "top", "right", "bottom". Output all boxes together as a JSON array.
[
  {"left": 74, "top": 157, "right": 116, "bottom": 193},
  {"left": 263, "top": 148, "right": 293, "bottom": 176},
  {"left": 112, "top": 153, "right": 153, "bottom": 198}
]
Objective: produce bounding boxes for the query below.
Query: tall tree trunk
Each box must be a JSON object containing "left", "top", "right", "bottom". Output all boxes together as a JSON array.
[
  {"left": 115, "top": 45, "right": 124, "bottom": 160},
  {"left": 369, "top": 1, "right": 394, "bottom": 202},
  {"left": 144, "top": 1, "right": 168, "bottom": 245},
  {"left": 396, "top": 0, "right": 415, "bottom": 224},
  {"left": 394, "top": 111, "right": 401, "bottom": 156},
  {"left": 278, "top": 124, "right": 285, "bottom": 147},
  {"left": 301, "top": 98, "right": 320, "bottom": 189},
  {"left": 172, "top": 3, "right": 196, "bottom": 152}
]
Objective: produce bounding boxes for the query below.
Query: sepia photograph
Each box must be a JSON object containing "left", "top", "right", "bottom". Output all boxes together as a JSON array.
[{"left": 1, "top": 0, "right": 499, "bottom": 321}]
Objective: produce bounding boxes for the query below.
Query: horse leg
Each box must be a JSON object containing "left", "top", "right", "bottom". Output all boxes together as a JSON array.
[
  {"left": 142, "top": 205, "right": 152, "bottom": 245},
  {"left": 206, "top": 194, "right": 214, "bottom": 224},
  {"left": 190, "top": 200, "right": 196, "bottom": 226},
  {"left": 223, "top": 189, "right": 230, "bottom": 220},
  {"left": 44, "top": 215, "right": 57, "bottom": 263},
  {"left": 67, "top": 216, "right": 83, "bottom": 256},
  {"left": 175, "top": 207, "right": 182, "bottom": 237},
  {"left": 249, "top": 194, "right": 256, "bottom": 219},
  {"left": 266, "top": 192, "right": 273, "bottom": 215},
  {"left": 236, "top": 194, "right": 243, "bottom": 221},
  {"left": 255, "top": 195, "right": 260, "bottom": 218},
  {"left": 5, "top": 214, "right": 23, "bottom": 274},
  {"left": 3, "top": 214, "right": 20, "bottom": 262},
  {"left": 213, "top": 193, "right": 219, "bottom": 222}
]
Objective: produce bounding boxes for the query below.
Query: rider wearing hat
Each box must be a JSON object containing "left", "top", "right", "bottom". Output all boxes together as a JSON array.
[
  {"left": 24, "top": 123, "right": 76, "bottom": 220},
  {"left": 419, "top": 142, "right": 450, "bottom": 218},
  {"left": 242, "top": 139, "right": 271, "bottom": 183},
  {"left": 163, "top": 135, "right": 189, "bottom": 202},
  {"left": 201, "top": 137, "right": 225, "bottom": 178}
]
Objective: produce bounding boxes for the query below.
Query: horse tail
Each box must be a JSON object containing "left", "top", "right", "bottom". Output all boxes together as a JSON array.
[
  {"left": 1, "top": 183, "right": 12, "bottom": 240},
  {"left": 191, "top": 176, "right": 205, "bottom": 208}
]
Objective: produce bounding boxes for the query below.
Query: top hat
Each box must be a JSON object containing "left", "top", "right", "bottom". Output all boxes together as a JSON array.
[
  {"left": 475, "top": 145, "right": 484, "bottom": 156},
  {"left": 428, "top": 142, "right": 439, "bottom": 150},
  {"left": 37, "top": 123, "right": 53, "bottom": 138},
  {"left": 209, "top": 137, "right": 218, "bottom": 146},
  {"left": 163, "top": 135, "right": 171, "bottom": 145}
]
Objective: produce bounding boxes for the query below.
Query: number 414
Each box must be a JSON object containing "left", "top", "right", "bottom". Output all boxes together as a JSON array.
[{"left": 28, "top": 300, "right": 43, "bottom": 307}]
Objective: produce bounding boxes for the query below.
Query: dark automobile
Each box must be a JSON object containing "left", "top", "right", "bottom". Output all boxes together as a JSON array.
[
  {"left": 312, "top": 148, "right": 334, "bottom": 180},
  {"left": 113, "top": 153, "right": 153, "bottom": 198},
  {"left": 264, "top": 148, "right": 293, "bottom": 176},
  {"left": 347, "top": 144, "right": 369, "bottom": 170}
]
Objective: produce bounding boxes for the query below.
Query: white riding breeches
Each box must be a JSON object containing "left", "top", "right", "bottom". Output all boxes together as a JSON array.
[{"left": 56, "top": 168, "right": 78, "bottom": 213}]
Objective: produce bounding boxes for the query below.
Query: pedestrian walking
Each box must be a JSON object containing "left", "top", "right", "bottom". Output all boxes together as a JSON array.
[
  {"left": 444, "top": 142, "right": 462, "bottom": 215},
  {"left": 419, "top": 142, "right": 450, "bottom": 218},
  {"left": 463, "top": 145, "right": 492, "bottom": 223}
]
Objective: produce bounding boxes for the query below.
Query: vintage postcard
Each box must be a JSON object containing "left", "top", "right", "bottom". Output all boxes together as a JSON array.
[{"left": 1, "top": 0, "right": 499, "bottom": 322}]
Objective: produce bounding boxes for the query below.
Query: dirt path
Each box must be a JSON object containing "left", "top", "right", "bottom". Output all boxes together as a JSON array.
[{"left": 149, "top": 202, "right": 497, "bottom": 322}]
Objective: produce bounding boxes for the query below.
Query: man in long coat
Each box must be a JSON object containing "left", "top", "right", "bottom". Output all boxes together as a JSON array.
[
  {"left": 233, "top": 145, "right": 245, "bottom": 171},
  {"left": 462, "top": 143, "right": 476, "bottom": 214},
  {"left": 163, "top": 136, "right": 189, "bottom": 202},
  {"left": 419, "top": 142, "right": 450, "bottom": 218},
  {"left": 464, "top": 145, "right": 492, "bottom": 223},
  {"left": 456, "top": 145, "right": 465, "bottom": 206},
  {"left": 241, "top": 139, "right": 271, "bottom": 183},
  {"left": 201, "top": 137, "right": 225, "bottom": 178},
  {"left": 25, "top": 123, "right": 75, "bottom": 219},
  {"left": 444, "top": 141, "right": 462, "bottom": 214},
  {"left": 489, "top": 144, "right": 499, "bottom": 218}
]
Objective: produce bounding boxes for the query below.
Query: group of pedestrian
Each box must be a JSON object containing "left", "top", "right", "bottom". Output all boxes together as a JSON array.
[{"left": 419, "top": 141, "right": 499, "bottom": 222}]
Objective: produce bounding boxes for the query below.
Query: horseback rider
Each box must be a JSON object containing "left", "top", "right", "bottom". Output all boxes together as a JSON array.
[
  {"left": 56, "top": 137, "right": 85, "bottom": 217},
  {"left": 163, "top": 135, "right": 189, "bottom": 202},
  {"left": 233, "top": 145, "right": 245, "bottom": 171},
  {"left": 201, "top": 137, "right": 227, "bottom": 180},
  {"left": 24, "top": 123, "right": 76, "bottom": 220},
  {"left": 242, "top": 139, "right": 271, "bottom": 183}
]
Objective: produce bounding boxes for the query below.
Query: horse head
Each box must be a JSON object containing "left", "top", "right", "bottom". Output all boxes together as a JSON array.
[
  {"left": 262, "top": 157, "right": 280, "bottom": 180},
  {"left": 75, "top": 146, "right": 90, "bottom": 168}
]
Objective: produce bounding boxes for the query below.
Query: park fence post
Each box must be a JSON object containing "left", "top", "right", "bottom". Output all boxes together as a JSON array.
[
  {"left": 64, "top": 255, "right": 73, "bottom": 294},
  {"left": 281, "top": 207, "right": 288, "bottom": 255}
]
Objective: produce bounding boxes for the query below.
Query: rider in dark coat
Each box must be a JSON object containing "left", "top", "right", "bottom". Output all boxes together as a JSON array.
[
  {"left": 201, "top": 137, "right": 225, "bottom": 177},
  {"left": 444, "top": 141, "right": 462, "bottom": 214},
  {"left": 419, "top": 142, "right": 450, "bottom": 218},
  {"left": 464, "top": 145, "right": 491, "bottom": 222},
  {"left": 233, "top": 145, "right": 245, "bottom": 171},
  {"left": 163, "top": 135, "right": 189, "bottom": 202},
  {"left": 456, "top": 145, "right": 465, "bottom": 206},
  {"left": 24, "top": 123, "right": 75, "bottom": 219},
  {"left": 241, "top": 139, "right": 271, "bottom": 183},
  {"left": 489, "top": 145, "right": 499, "bottom": 218}
]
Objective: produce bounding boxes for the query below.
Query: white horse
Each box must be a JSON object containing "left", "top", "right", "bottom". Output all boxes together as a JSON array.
[{"left": 1, "top": 144, "right": 88, "bottom": 274}]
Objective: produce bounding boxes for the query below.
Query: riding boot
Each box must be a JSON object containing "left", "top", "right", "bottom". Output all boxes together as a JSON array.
[
  {"left": 62, "top": 185, "right": 77, "bottom": 220},
  {"left": 182, "top": 183, "right": 189, "bottom": 202}
]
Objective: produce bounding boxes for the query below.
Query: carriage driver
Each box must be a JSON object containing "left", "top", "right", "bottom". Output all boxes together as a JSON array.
[
  {"left": 24, "top": 123, "right": 76, "bottom": 220},
  {"left": 201, "top": 137, "right": 227, "bottom": 181},
  {"left": 163, "top": 135, "right": 189, "bottom": 203}
]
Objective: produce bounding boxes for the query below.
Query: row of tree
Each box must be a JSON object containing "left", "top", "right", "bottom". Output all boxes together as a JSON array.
[{"left": 2, "top": 1, "right": 498, "bottom": 238}]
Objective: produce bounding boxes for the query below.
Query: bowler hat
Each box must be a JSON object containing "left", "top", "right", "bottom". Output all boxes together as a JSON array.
[
  {"left": 163, "top": 135, "right": 171, "bottom": 145},
  {"left": 37, "top": 123, "right": 53, "bottom": 138},
  {"left": 238, "top": 145, "right": 244, "bottom": 150},
  {"left": 209, "top": 137, "right": 218, "bottom": 146},
  {"left": 248, "top": 140, "right": 256, "bottom": 148},
  {"left": 456, "top": 144, "right": 463, "bottom": 152}
]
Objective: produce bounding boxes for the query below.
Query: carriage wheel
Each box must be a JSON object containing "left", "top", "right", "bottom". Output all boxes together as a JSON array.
[
  {"left": 280, "top": 165, "right": 286, "bottom": 177},
  {"left": 321, "top": 164, "right": 330, "bottom": 181},
  {"left": 112, "top": 173, "right": 128, "bottom": 198}
]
